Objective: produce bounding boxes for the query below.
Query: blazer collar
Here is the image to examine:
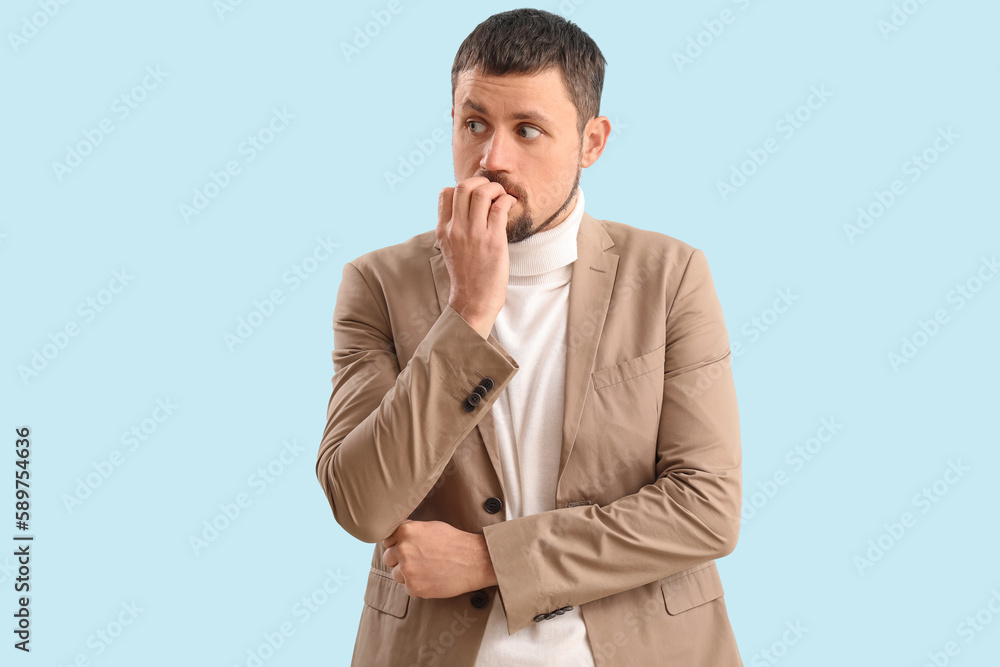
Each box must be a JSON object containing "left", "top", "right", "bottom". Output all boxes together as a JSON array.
[{"left": 430, "top": 211, "right": 619, "bottom": 495}]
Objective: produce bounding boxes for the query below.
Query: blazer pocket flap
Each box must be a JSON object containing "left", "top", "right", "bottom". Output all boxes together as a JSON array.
[
  {"left": 592, "top": 344, "right": 665, "bottom": 391},
  {"left": 364, "top": 567, "right": 410, "bottom": 618},
  {"left": 661, "top": 562, "right": 724, "bottom": 615}
]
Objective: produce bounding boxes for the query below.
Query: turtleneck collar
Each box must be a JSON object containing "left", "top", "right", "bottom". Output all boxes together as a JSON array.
[{"left": 507, "top": 189, "right": 585, "bottom": 277}]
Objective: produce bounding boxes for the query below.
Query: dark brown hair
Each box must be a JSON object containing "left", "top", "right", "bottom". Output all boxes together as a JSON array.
[{"left": 451, "top": 8, "right": 606, "bottom": 137}]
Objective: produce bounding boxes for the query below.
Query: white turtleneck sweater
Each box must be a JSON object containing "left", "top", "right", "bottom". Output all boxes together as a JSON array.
[{"left": 474, "top": 190, "right": 597, "bottom": 666}]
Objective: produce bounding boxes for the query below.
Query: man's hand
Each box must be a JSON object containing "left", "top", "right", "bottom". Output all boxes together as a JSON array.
[
  {"left": 381, "top": 520, "right": 498, "bottom": 598},
  {"left": 437, "top": 177, "right": 516, "bottom": 338}
]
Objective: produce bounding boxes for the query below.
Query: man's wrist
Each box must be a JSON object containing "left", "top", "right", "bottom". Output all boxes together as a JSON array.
[
  {"left": 450, "top": 302, "right": 495, "bottom": 340},
  {"left": 472, "top": 533, "right": 498, "bottom": 589}
]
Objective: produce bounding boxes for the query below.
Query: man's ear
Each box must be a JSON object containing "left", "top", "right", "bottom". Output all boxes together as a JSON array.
[{"left": 581, "top": 115, "right": 612, "bottom": 168}]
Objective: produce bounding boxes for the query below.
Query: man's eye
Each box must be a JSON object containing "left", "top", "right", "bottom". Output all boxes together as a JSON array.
[
  {"left": 468, "top": 120, "right": 486, "bottom": 133},
  {"left": 519, "top": 126, "right": 541, "bottom": 139}
]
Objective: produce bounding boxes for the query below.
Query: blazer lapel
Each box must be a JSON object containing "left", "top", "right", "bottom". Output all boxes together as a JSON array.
[
  {"left": 429, "top": 211, "right": 619, "bottom": 496},
  {"left": 559, "top": 212, "right": 618, "bottom": 488}
]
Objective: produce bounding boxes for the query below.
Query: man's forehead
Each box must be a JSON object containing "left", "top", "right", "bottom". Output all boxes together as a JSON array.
[
  {"left": 453, "top": 69, "right": 573, "bottom": 120},
  {"left": 455, "top": 64, "right": 562, "bottom": 85}
]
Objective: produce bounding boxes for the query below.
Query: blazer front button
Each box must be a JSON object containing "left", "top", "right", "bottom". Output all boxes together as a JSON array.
[
  {"left": 483, "top": 497, "right": 503, "bottom": 514},
  {"left": 470, "top": 590, "right": 489, "bottom": 609}
]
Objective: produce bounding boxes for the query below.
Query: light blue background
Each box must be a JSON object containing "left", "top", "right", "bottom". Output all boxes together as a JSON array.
[{"left": 3, "top": 0, "right": 998, "bottom": 665}]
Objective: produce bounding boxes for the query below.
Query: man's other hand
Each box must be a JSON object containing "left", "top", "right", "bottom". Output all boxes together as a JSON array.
[{"left": 381, "top": 519, "right": 498, "bottom": 598}]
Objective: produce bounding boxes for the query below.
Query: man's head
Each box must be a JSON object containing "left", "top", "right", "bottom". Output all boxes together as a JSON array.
[{"left": 450, "top": 9, "right": 611, "bottom": 243}]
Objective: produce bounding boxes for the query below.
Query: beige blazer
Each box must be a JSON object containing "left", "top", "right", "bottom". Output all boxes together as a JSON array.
[{"left": 316, "top": 211, "right": 743, "bottom": 666}]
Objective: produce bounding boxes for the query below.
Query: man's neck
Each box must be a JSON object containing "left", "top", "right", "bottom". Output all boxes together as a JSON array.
[
  {"left": 507, "top": 189, "right": 585, "bottom": 277},
  {"left": 531, "top": 188, "right": 579, "bottom": 236}
]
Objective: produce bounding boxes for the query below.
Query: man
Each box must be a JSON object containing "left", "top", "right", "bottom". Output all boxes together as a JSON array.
[{"left": 316, "top": 8, "right": 743, "bottom": 666}]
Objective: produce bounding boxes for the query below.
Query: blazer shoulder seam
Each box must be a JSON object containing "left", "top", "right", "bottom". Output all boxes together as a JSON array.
[{"left": 664, "top": 247, "right": 703, "bottom": 326}]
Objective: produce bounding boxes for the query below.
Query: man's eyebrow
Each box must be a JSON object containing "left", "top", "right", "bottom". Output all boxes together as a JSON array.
[{"left": 462, "top": 99, "right": 552, "bottom": 125}]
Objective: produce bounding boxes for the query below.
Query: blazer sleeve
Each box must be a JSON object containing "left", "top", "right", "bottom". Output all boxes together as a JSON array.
[
  {"left": 482, "top": 248, "right": 742, "bottom": 635},
  {"left": 315, "top": 261, "right": 519, "bottom": 544}
]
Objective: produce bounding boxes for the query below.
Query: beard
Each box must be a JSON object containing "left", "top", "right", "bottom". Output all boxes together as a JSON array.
[
  {"left": 503, "top": 164, "right": 581, "bottom": 244},
  {"left": 477, "top": 156, "right": 583, "bottom": 244}
]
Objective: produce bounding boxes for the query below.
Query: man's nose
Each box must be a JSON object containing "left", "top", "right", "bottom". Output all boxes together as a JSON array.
[{"left": 480, "top": 130, "right": 513, "bottom": 172}]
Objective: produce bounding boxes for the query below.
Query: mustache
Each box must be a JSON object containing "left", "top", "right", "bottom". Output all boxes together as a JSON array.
[{"left": 477, "top": 171, "right": 523, "bottom": 199}]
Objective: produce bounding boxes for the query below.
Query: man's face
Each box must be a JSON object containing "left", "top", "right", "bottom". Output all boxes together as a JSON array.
[{"left": 452, "top": 67, "right": 585, "bottom": 244}]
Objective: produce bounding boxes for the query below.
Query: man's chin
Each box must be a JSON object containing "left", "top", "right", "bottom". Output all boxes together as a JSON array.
[{"left": 506, "top": 218, "right": 535, "bottom": 244}]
